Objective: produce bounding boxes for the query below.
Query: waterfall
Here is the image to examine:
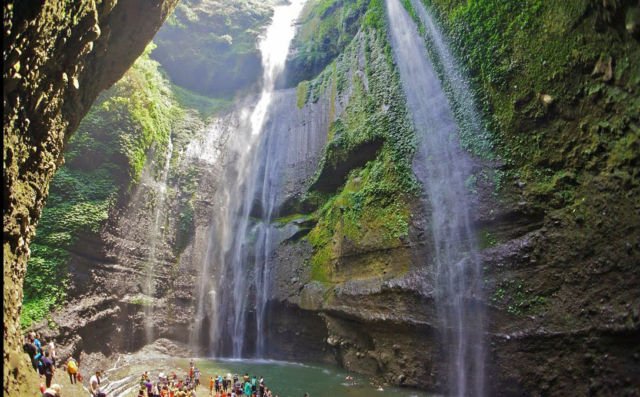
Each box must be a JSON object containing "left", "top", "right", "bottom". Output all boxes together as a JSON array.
[
  {"left": 144, "top": 137, "right": 174, "bottom": 344},
  {"left": 191, "top": 0, "right": 307, "bottom": 358},
  {"left": 385, "top": 0, "right": 486, "bottom": 395}
]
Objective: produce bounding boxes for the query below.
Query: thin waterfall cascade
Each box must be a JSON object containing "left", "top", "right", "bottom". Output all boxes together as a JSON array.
[
  {"left": 385, "top": 0, "right": 486, "bottom": 396},
  {"left": 143, "top": 137, "right": 174, "bottom": 344},
  {"left": 191, "top": 0, "right": 308, "bottom": 358},
  {"left": 407, "top": 0, "right": 489, "bottom": 156}
]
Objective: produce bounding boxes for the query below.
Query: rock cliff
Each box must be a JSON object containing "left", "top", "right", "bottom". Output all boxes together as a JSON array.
[
  {"left": 6, "top": 0, "right": 639, "bottom": 395},
  {"left": 3, "top": 0, "right": 177, "bottom": 394},
  {"left": 262, "top": 0, "right": 640, "bottom": 394}
]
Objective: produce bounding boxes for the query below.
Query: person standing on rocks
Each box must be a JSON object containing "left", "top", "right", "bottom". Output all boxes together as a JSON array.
[
  {"left": 42, "top": 351, "right": 55, "bottom": 388},
  {"left": 66, "top": 357, "right": 79, "bottom": 384},
  {"left": 144, "top": 376, "right": 153, "bottom": 395},
  {"left": 89, "top": 370, "right": 102, "bottom": 396},
  {"left": 23, "top": 333, "right": 37, "bottom": 370},
  {"left": 194, "top": 367, "right": 200, "bottom": 389},
  {"left": 33, "top": 332, "right": 43, "bottom": 354},
  {"left": 48, "top": 339, "right": 57, "bottom": 366}
]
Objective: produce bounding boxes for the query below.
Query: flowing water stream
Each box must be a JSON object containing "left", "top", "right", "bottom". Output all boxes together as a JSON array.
[
  {"left": 191, "top": 0, "right": 307, "bottom": 358},
  {"left": 385, "top": 0, "right": 486, "bottom": 395},
  {"left": 144, "top": 137, "right": 174, "bottom": 344}
]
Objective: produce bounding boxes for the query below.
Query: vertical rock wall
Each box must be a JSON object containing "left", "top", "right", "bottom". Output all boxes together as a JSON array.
[{"left": 3, "top": 1, "right": 178, "bottom": 394}]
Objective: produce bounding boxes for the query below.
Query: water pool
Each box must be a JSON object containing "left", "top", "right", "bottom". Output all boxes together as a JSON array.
[{"left": 105, "top": 357, "right": 432, "bottom": 397}]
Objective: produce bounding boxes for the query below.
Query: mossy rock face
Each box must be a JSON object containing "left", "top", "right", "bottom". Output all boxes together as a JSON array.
[
  {"left": 423, "top": 0, "right": 639, "bottom": 184},
  {"left": 284, "top": 0, "right": 370, "bottom": 86},
  {"left": 152, "top": 0, "right": 273, "bottom": 97},
  {"left": 300, "top": 14, "right": 419, "bottom": 286},
  {"left": 413, "top": 0, "right": 640, "bottom": 394},
  {"left": 3, "top": 0, "right": 178, "bottom": 394},
  {"left": 272, "top": 0, "right": 640, "bottom": 393},
  {"left": 310, "top": 137, "right": 384, "bottom": 192}
]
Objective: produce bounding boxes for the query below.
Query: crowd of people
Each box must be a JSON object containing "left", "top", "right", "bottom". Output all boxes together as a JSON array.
[
  {"left": 135, "top": 361, "right": 279, "bottom": 397},
  {"left": 23, "top": 333, "right": 287, "bottom": 397},
  {"left": 206, "top": 371, "right": 276, "bottom": 397},
  {"left": 22, "top": 330, "right": 92, "bottom": 396},
  {"left": 22, "top": 331, "right": 61, "bottom": 395}
]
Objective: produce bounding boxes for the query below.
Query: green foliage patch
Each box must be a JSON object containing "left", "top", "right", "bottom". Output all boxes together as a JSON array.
[
  {"left": 296, "top": 80, "right": 310, "bottom": 109},
  {"left": 286, "top": 0, "right": 370, "bottom": 85},
  {"left": 423, "top": 0, "right": 640, "bottom": 190},
  {"left": 152, "top": 0, "right": 273, "bottom": 97},
  {"left": 171, "top": 83, "right": 233, "bottom": 119},
  {"left": 492, "top": 279, "right": 548, "bottom": 316}
]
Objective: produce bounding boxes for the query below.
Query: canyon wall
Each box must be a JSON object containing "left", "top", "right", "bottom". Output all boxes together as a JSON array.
[
  {"left": 7, "top": 0, "right": 639, "bottom": 396},
  {"left": 3, "top": 1, "right": 177, "bottom": 394},
  {"left": 263, "top": 0, "right": 640, "bottom": 394}
]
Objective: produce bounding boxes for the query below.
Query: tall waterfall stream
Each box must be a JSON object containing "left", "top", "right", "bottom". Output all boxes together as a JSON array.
[
  {"left": 191, "top": 0, "right": 308, "bottom": 358},
  {"left": 386, "top": 0, "right": 486, "bottom": 395},
  {"left": 144, "top": 137, "right": 174, "bottom": 344}
]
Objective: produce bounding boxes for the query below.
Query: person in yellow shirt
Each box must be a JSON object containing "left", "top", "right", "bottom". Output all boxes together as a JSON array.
[{"left": 66, "top": 357, "right": 78, "bottom": 384}]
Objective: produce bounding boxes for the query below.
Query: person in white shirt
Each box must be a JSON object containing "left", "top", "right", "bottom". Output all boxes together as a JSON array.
[
  {"left": 48, "top": 341, "right": 56, "bottom": 365},
  {"left": 89, "top": 370, "right": 101, "bottom": 396}
]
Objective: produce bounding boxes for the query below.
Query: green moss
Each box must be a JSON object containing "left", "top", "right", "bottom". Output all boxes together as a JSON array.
[
  {"left": 296, "top": 80, "right": 310, "bottom": 109},
  {"left": 114, "top": 44, "right": 181, "bottom": 181},
  {"left": 129, "top": 296, "right": 154, "bottom": 306},
  {"left": 418, "top": 0, "right": 640, "bottom": 243},
  {"left": 172, "top": 83, "right": 233, "bottom": 118},
  {"left": 300, "top": 3, "right": 422, "bottom": 284},
  {"left": 310, "top": 28, "right": 419, "bottom": 191},
  {"left": 274, "top": 213, "right": 311, "bottom": 226},
  {"left": 362, "top": 0, "right": 385, "bottom": 30},
  {"left": 492, "top": 279, "right": 548, "bottom": 316},
  {"left": 607, "top": 127, "right": 640, "bottom": 169},
  {"left": 528, "top": 170, "right": 578, "bottom": 208},
  {"left": 286, "top": 0, "right": 370, "bottom": 85},
  {"left": 478, "top": 230, "right": 498, "bottom": 250},
  {"left": 307, "top": 160, "right": 412, "bottom": 283},
  {"left": 308, "top": 226, "right": 334, "bottom": 283}
]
